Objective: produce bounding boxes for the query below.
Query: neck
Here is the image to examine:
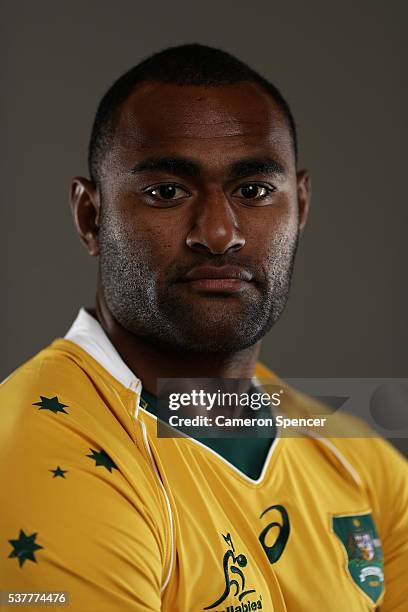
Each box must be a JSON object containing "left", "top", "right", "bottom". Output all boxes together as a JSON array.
[{"left": 93, "top": 298, "right": 261, "bottom": 396}]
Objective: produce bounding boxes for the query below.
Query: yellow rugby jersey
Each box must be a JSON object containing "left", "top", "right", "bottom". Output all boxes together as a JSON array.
[{"left": 1, "top": 308, "right": 408, "bottom": 611}]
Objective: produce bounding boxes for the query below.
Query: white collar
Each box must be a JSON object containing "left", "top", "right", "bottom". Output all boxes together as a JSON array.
[{"left": 64, "top": 308, "right": 141, "bottom": 392}]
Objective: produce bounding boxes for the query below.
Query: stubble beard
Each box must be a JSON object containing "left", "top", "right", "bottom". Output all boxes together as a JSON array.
[{"left": 98, "top": 213, "right": 299, "bottom": 354}]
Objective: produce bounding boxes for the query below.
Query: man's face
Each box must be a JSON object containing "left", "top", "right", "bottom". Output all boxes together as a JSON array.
[{"left": 97, "top": 82, "right": 305, "bottom": 353}]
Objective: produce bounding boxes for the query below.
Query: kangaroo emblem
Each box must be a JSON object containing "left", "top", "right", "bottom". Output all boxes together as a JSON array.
[{"left": 204, "top": 533, "right": 256, "bottom": 610}]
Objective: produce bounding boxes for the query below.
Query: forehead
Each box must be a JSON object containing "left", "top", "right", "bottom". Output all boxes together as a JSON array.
[{"left": 106, "top": 82, "right": 294, "bottom": 172}]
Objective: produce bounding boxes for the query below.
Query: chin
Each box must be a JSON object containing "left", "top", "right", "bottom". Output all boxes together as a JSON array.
[{"left": 171, "top": 322, "right": 271, "bottom": 354}]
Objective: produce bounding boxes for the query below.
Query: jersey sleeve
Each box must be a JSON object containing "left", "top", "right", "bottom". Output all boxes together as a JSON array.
[
  {"left": 0, "top": 356, "right": 169, "bottom": 611},
  {"left": 336, "top": 435, "right": 408, "bottom": 611},
  {"left": 371, "top": 438, "right": 408, "bottom": 611}
]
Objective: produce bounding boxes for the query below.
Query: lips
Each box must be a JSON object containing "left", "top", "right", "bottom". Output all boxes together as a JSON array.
[
  {"left": 180, "top": 265, "right": 253, "bottom": 293},
  {"left": 181, "top": 265, "right": 253, "bottom": 282}
]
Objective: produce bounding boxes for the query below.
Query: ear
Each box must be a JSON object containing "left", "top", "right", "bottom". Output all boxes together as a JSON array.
[
  {"left": 296, "top": 169, "right": 312, "bottom": 233},
  {"left": 70, "top": 177, "right": 101, "bottom": 256}
]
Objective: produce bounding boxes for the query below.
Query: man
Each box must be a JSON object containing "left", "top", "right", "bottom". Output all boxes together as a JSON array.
[{"left": 1, "top": 44, "right": 407, "bottom": 611}]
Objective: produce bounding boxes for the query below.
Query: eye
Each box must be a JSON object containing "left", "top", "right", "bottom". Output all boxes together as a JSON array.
[
  {"left": 143, "top": 183, "right": 190, "bottom": 203},
  {"left": 232, "top": 183, "right": 275, "bottom": 202}
]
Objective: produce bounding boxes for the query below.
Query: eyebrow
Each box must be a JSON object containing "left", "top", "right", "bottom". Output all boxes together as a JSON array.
[
  {"left": 130, "top": 155, "right": 286, "bottom": 179},
  {"left": 229, "top": 157, "right": 286, "bottom": 179},
  {"left": 131, "top": 157, "right": 200, "bottom": 177}
]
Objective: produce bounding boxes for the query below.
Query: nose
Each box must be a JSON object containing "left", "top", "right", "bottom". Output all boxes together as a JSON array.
[{"left": 186, "top": 189, "right": 245, "bottom": 255}]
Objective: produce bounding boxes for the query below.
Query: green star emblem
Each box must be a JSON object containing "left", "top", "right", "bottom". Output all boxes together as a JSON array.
[
  {"left": 33, "top": 396, "right": 68, "bottom": 414},
  {"left": 50, "top": 466, "right": 67, "bottom": 478},
  {"left": 86, "top": 448, "right": 118, "bottom": 473},
  {"left": 8, "top": 529, "right": 43, "bottom": 567}
]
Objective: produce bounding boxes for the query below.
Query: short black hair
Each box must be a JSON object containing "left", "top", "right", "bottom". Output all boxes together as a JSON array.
[{"left": 88, "top": 43, "right": 298, "bottom": 185}]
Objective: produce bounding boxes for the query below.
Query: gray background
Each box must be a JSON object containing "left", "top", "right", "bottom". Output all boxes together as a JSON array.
[{"left": 2, "top": 2, "right": 407, "bottom": 449}]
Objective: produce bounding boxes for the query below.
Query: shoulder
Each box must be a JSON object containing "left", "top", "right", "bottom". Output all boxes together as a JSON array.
[
  {"left": 0, "top": 338, "right": 134, "bottom": 430},
  {"left": 329, "top": 435, "right": 408, "bottom": 514},
  {"left": 0, "top": 344, "right": 85, "bottom": 448},
  {"left": 0, "top": 341, "right": 169, "bottom": 525},
  {"left": 0, "top": 341, "right": 95, "bottom": 411}
]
